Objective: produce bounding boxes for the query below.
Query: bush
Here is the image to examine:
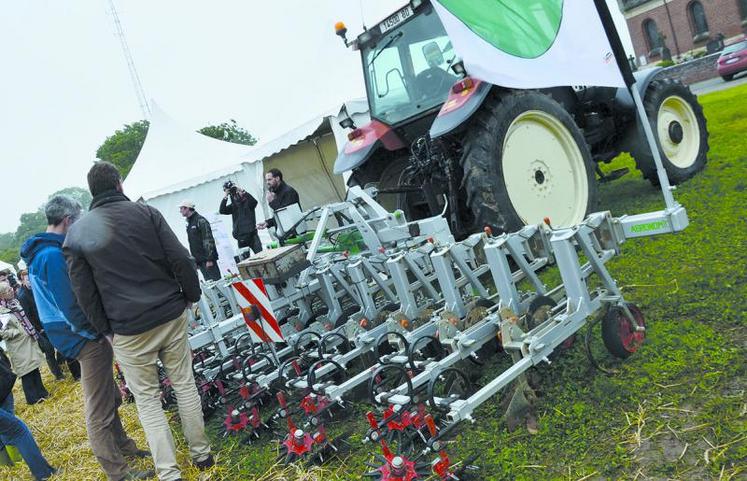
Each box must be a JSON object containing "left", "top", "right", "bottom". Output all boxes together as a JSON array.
[{"left": 657, "top": 59, "right": 675, "bottom": 67}]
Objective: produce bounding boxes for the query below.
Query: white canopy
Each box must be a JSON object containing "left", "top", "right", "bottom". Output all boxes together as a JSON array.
[
  {"left": 123, "top": 99, "right": 372, "bottom": 257},
  {"left": 0, "top": 260, "right": 16, "bottom": 275},
  {"left": 123, "top": 103, "right": 257, "bottom": 202}
]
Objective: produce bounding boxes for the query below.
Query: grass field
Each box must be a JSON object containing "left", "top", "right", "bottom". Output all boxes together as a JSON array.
[{"left": 4, "top": 84, "right": 746, "bottom": 481}]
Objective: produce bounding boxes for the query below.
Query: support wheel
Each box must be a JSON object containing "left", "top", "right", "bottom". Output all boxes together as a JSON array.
[
  {"left": 601, "top": 304, "right": 646, "bottom": 359},
  {"left": 461, "top": 91, "right": 597, "bottom": 232},
  {"left": 427, "top": 367, "right": 472, "bottom": 413},
  {"left": 631, "top": 79, "right": 708, "bottom": 186},
  {"left": 368, "top": 364, "right": 414, "bottom": 406}
]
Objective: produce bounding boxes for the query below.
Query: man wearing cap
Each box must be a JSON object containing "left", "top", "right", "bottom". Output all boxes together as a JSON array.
[{"left": 179, "top": 201, "right": 220, "bottom": 282}]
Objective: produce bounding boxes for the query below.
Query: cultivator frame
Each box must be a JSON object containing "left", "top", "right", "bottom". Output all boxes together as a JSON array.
[{"left": 168, "top": 176, "right": 691, "bottom": 479}]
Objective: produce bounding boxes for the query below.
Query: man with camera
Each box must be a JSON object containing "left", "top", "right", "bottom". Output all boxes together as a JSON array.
[{"left": 219, "top": 181, "right": 262, "bottom": 256}]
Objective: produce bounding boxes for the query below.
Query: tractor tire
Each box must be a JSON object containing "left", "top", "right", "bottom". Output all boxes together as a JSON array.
[
  {"left": 461, "top": 91, "right": 598, "bottom": 233},
  {"left": 630, "top": 79, "right": 708, "bottom": 186}
]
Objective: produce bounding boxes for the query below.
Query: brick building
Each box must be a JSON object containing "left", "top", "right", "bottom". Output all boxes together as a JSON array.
[{"left": 619, "top": 0, "right": 747, "bottom": 63}]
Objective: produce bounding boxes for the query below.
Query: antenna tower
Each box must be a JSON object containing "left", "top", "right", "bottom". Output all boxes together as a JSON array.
[{"left": 107, "top": 0, "right": 151, "bottom": 118}]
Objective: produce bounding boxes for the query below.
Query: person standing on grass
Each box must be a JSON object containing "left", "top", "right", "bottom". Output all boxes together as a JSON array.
[
  {"left": 64, "top": 162, "right": 213, "bottom": 481},
  {"left": 178, "top": 200, "right": 221, "bottom": 282},
  {"left": 16, "top": 269, "right": 80, "bottom": 381},
  {"left": 0, "top": 283, "right": 48, "bottom": 405},
  {"left": 21, "top": 195, "right": 153, "bottom": 481},
  {"left": 0, "top": 345, "right": 57, "bottom": 480}
]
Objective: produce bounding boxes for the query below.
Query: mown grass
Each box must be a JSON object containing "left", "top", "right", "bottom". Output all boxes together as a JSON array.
[{"left": 4, "top": 84, "right": 746, "bottom": 481}]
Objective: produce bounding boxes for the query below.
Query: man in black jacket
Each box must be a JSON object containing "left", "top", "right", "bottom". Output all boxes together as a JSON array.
[
  {"left": 178, "top": 201, "right": 220, "bottom": 282},
  {"left": 256, "top": 168, "right": 301, "bottom": 232},
  {"left": 64, "top": 161, "right": 213, "bottom": 481},
  {"left": 218, "top": 181, "right": 261, "bottom": 256}
]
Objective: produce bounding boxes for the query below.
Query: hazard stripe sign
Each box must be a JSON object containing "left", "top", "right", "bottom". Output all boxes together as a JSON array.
[{"left": 231, "top": 278, "right": 284, "bottom": 343}]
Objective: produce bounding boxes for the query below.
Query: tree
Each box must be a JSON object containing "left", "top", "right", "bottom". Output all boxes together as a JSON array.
[
  {"left": 13, "top": 211, "right": 46, "bottom": 248},
  {"left": 0, "top": 187, "right": 94, "bottom": 266},
  {"left": 198, "top": 119, "right": 258, "bottom": 146},
  {"left": 50, "top": 186, "right": 93, "bottom": 210},
  {"left": 95, "top": 120, "right": 150, "bottom": 179},
  {"left": 0, "top": 233, "right": 13, "bottom": 251}
]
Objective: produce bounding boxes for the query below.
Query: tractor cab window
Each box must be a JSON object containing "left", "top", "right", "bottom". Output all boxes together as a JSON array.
[{"left": 363, "top": 8, "right": 460, "bottom": 126}]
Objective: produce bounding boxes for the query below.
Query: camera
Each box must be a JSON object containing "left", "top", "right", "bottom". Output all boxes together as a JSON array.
[{"left": 223, "top": 180, "right": 238, "bottom": 194}]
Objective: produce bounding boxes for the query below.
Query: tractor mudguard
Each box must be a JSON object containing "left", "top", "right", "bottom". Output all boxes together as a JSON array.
[
  {"left": 430, "top": 77, "right": 492, "bottom": 139},
  {"left": 333, "top": 120, "right": 406, "bottom": 174},
  {"left": 613, "top": 67, "right": 663, "bottom": 110}
]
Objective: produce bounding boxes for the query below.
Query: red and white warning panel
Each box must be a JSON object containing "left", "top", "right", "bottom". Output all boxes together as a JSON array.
[{"left": 231, "top": 278, "right": 284, "bottom": 343}]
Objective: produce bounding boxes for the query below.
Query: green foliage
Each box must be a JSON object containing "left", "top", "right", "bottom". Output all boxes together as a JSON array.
[
  {"left": 0, "top": 233, "right": 13, "bottom": 251},
  {"left": 50, "top": 186, "right": 93, "bottom": 209},
  {"left": 94, "top": 119, "right": 256, "bottom": 182},
  {"left": 198, "top": 119, "right": 258, "bottom": 146},
  {"left": 13, "top": 211, "right": 46, "bottom": 248},
  {"left": 0, "top": 186, "right": 94, "bottom": 265},
  {"left": 657, "top": 59, "right": 675, "bottom": 67},
  {"left": 95, "top": 120, "right": 150, "bottom": 179}
]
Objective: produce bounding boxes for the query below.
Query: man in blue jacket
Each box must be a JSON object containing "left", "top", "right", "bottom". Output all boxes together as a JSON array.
[{"left": 21, "top": 195, "right": 152, "bottom": 481}]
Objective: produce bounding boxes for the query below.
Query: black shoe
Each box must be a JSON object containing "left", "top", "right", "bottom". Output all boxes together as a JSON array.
[
  {"left": 193, "top": 453, "right": 214, "bottom": 470},
  {"left": 129, "top": 449, "right": 151, "bottom": 459}
]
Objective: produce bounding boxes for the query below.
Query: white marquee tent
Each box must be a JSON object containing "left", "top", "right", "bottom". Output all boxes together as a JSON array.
[{"left": 123, "top": 101, "right": 370, "bottom": 256}]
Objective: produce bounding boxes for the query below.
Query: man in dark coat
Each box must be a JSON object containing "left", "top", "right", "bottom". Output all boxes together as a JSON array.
[
  {"left": 179, "top": 201, "right": 220, "bottom": 282},
  {"left": 218, "top": 181, "right": 262, "bottom": 255},
  {"left": 64, "top": 162, "right": 213, "bottom": 481},
  {"left": 256, "top": 168, "right": 301, "bottom": 232}
]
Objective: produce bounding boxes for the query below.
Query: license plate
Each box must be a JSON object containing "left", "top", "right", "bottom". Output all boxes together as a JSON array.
[
  {"left": 725, "top": 57, "right": 739, "bottom": 64},
  {"left": 380, "top": 5, "right": 414, "bottom": 34}
]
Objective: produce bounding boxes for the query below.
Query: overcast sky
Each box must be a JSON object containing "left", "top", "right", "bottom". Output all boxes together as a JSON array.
[{"left": 0, "top": 0, "right": 633, "bottom": 234}]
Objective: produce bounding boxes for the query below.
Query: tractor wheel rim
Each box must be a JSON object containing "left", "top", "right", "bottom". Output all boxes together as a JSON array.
[
  {"left": 657, "top": 95, "right": 700, "bottom": 169},
  {"left": 502, "top": 110, "right": 589, "bottom": 227}
]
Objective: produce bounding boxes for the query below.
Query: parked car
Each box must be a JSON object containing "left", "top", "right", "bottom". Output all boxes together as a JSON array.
[{"left": 717, "top": 38, "right": 747, "bottom": 81}]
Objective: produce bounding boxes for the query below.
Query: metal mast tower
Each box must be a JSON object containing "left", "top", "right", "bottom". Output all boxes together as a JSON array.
[{"left": 107, "top": 0, "right": 151, "bottom": 119}]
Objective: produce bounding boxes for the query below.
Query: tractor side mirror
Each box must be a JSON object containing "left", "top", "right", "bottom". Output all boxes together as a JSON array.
[{"left": 338, "top": 104, "right": 357, "bottom": 130}]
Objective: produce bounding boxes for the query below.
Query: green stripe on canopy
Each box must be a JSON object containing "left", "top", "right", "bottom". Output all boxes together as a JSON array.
[{"left": 438, "top": 0, "right": 563, "bottom": 59}]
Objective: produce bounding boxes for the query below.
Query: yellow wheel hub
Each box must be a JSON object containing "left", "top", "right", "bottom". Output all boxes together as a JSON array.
[
  {"left": 657, "top": 95, "right": 700, "bottom": 169},
  {"left": 502, "top": 110, "right": 589, "bottom": 227}
]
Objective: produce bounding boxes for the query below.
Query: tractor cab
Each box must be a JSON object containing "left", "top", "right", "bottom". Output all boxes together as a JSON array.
[
  {"left": 358, "top": 2, "right": 460, "bottom": 131},
  {"left": 334, "top": 1, "right": 464, "bottom": 179}
]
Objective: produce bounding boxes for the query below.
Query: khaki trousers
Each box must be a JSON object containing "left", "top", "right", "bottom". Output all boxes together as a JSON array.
[
  {"left": 78, "top": 338, "right": 140, "bottom": 481},
  {"left": 113, "top": 312, "right": 211, "bottom": 481}
]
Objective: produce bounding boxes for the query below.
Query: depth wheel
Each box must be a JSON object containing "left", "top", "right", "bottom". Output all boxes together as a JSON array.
[
  {"left": 461, "top": 91, "right": 597, "bottom": 232},
  {"left": 427, "top": 367, "right": 472, "bottom": 413},
  {"left": 307, "top": 359, "right": 346, "bottom": 396},
  {"left": 601, "top": 304, "right": 646, "bottom": 359},
  {"left": 631, "top": 79, "right": 708, "bottom": 186},
  {"left": 368, "top": 364, "right": 414, "bottom": 406},
  {"left": 374, "top": 331, "right": 409, "bottom": 365}
]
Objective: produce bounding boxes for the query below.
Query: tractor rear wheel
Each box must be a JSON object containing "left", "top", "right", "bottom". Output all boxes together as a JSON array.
[
  {"left": 461, "top": 91, "right": 598, "bottom": 233},
  {"left": 631, "top": 79, "right": 708, "bottom": 186}
]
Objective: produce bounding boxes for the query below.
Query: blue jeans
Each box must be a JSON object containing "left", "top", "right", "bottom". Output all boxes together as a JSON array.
[{"left": 0, "top": 394, "right": 55, "bottom": 480}]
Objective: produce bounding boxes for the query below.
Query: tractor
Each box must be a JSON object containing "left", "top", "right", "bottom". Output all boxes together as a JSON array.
[{"left": 333, "top": 0, "right": 708, "bottom": 236}]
